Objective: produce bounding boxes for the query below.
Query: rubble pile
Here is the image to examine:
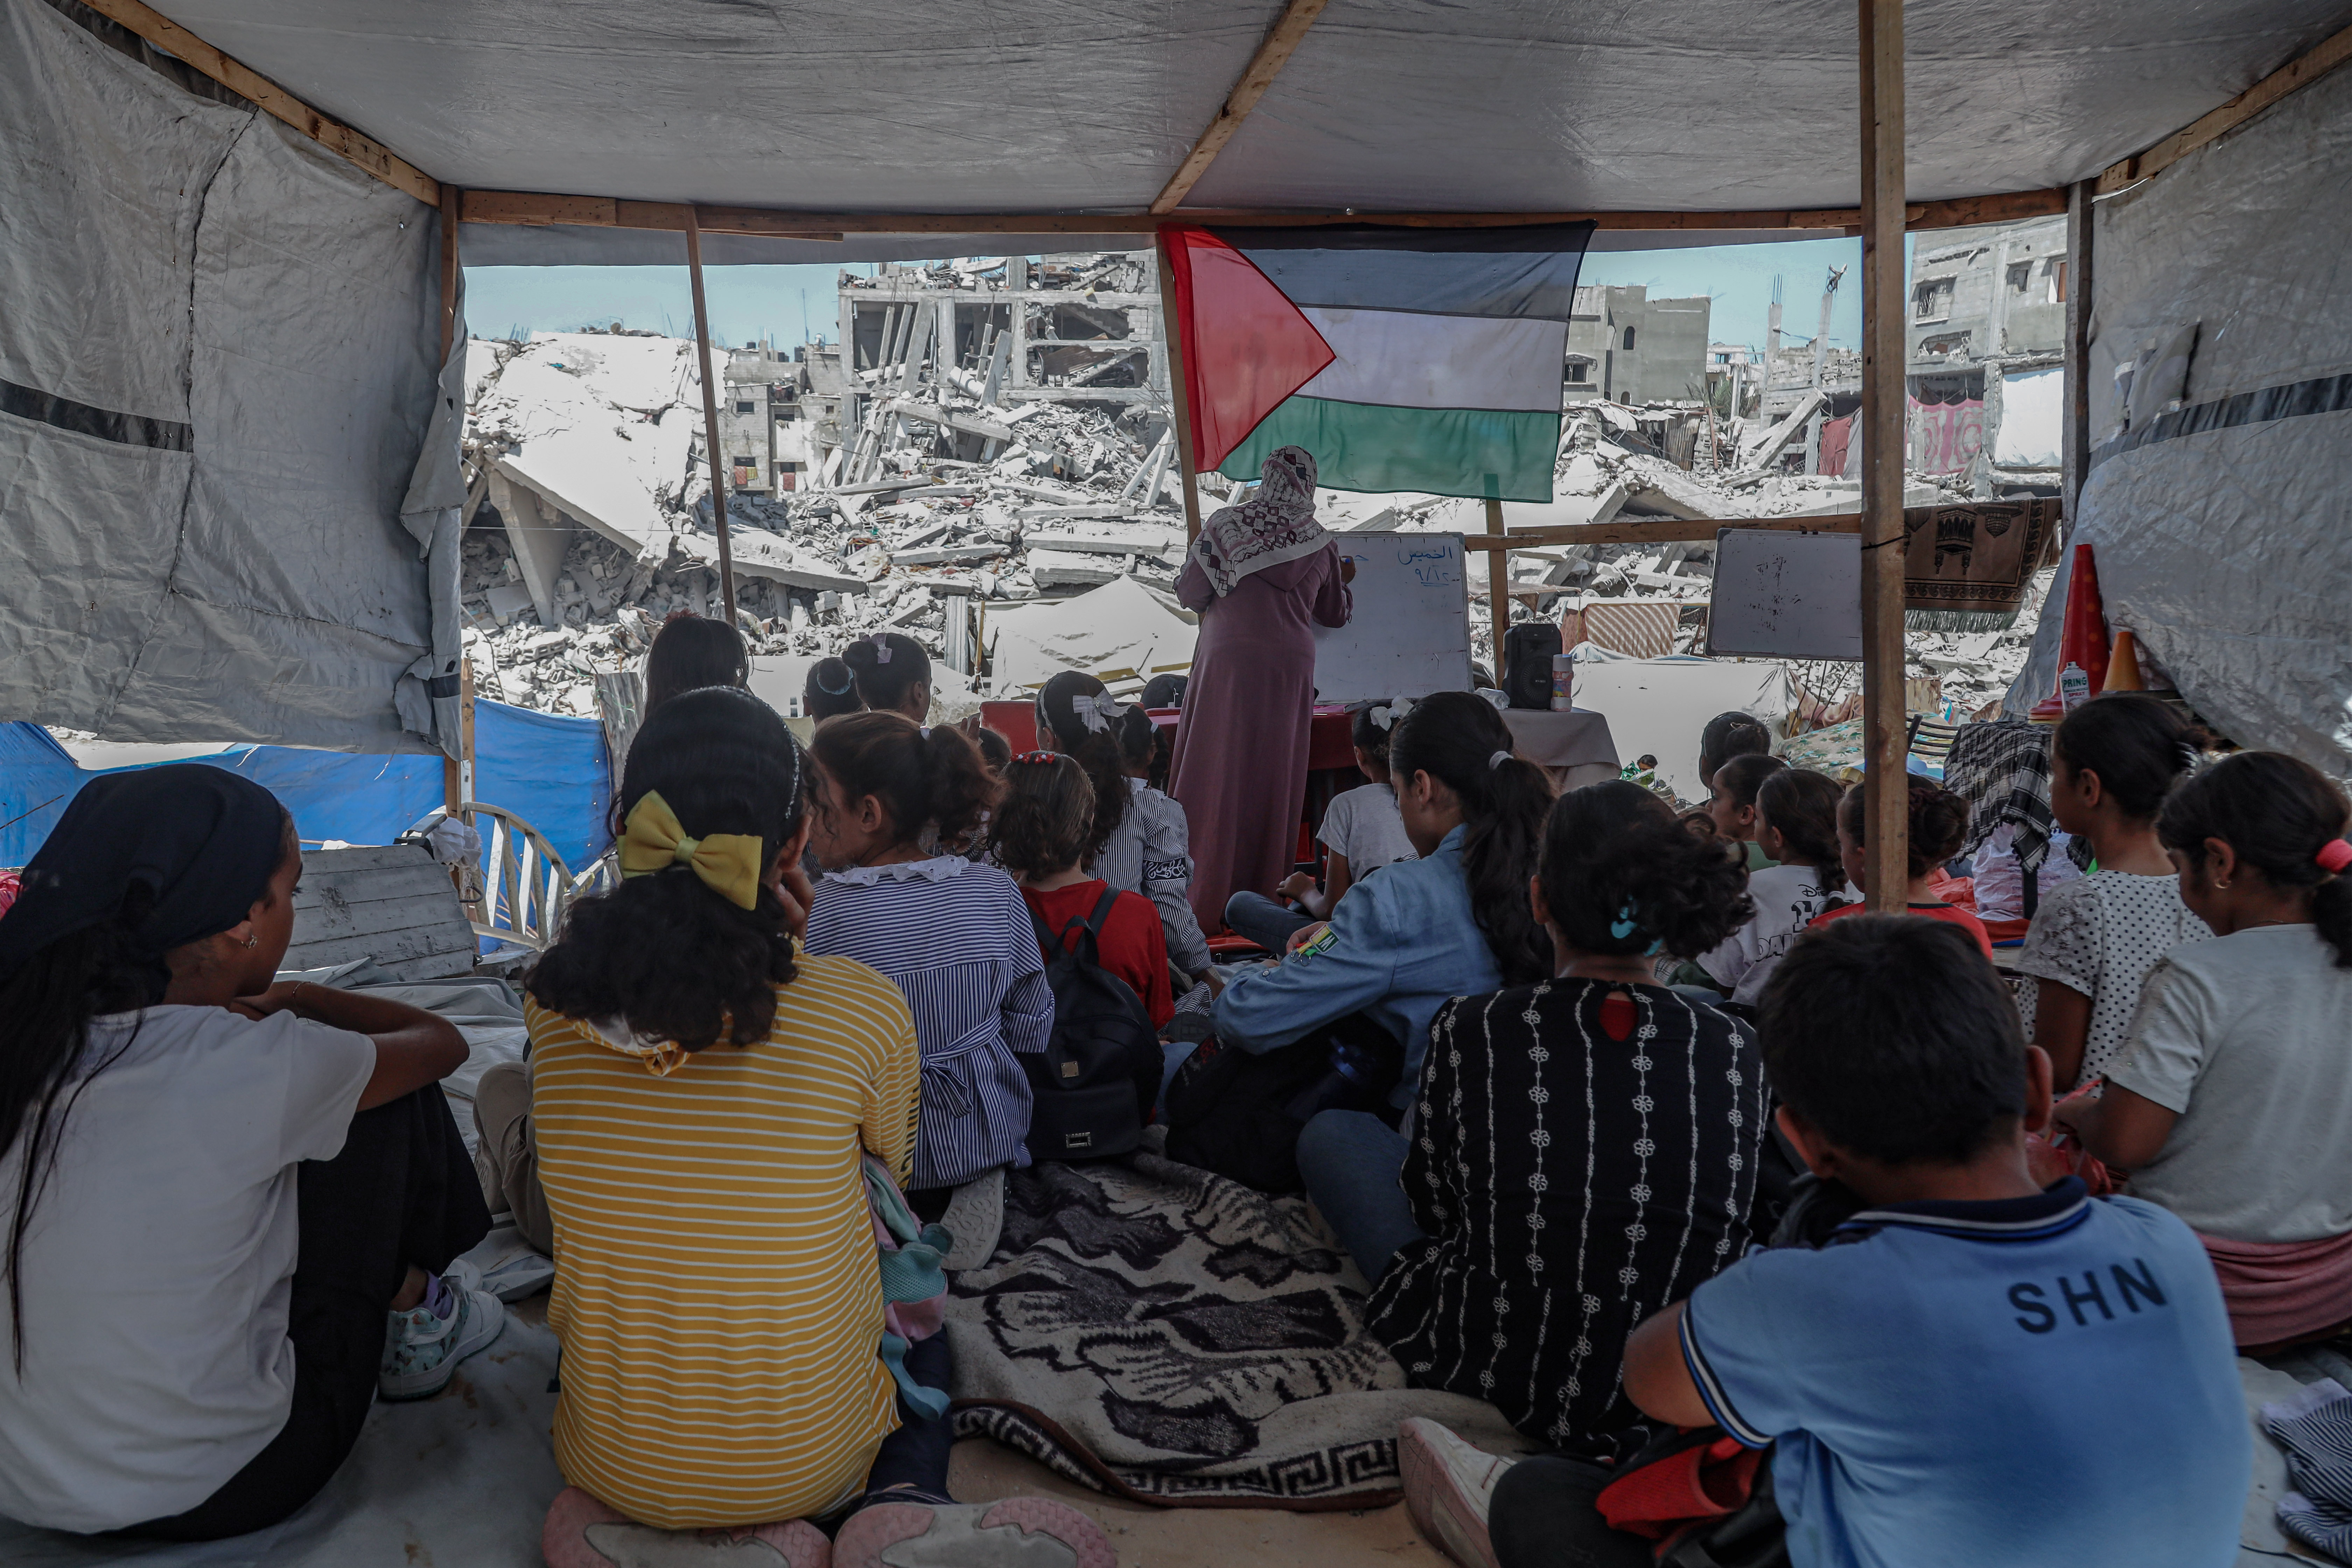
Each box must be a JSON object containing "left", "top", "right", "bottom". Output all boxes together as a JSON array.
[
  {"left": 1336, "top": 402, "right": 2029, "bottom": 710},
  {"left": 457, "top": 321, "right": 2033, "bottom": 722},
  {"left": 457, "top": 315, "right": 1209, "bottom": 712}
]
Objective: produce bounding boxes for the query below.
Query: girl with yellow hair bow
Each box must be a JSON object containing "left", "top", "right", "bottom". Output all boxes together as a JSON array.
[{"left": 506, "top": 687, "right": 1103, "bottom": 1563}]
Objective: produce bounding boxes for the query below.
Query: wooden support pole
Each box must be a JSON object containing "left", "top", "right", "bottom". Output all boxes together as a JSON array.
[
  {"left": 1857, "top": 0, "right": 1909, "bottom": 912},
  {"left": 684, "top": 208, "right": 739, "bottom": 625},
  {"left": 458, "top": 656, "right": 477, "bottom": 821},
  {"left": 1153, "top": 232, "right": 1205, "bottom": 540},
  {"left": 1484, "top": 497, "right": 1509, "bottom": 677},
  {"left": 2061, "top": 177, "right": 2095, "bottom": 532},
  {"left": 439, "top": 183, "right": 465, "bottom": 821}
]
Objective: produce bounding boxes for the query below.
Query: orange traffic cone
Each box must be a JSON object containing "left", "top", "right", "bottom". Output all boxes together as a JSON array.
[{"left": 2100, "top": 629, "right": 2145, "bottom": 692}]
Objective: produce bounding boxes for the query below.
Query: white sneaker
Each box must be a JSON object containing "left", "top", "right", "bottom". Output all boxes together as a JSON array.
[
  {"left": 380, "top": 1270, "right": 507, "bottom": 1401},
  {"left": 1399, "top": 1417, "right": 1516, "bottom": 1568}
]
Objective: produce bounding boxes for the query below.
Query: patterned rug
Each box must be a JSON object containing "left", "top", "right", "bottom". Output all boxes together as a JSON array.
[{"left": 943, "top": 1151, "right": 1533, "bottom": 1510}]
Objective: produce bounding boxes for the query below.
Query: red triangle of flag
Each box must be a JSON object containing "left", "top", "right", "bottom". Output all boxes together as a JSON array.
[{"left": 1164, "top": 227, "right": 1334, "bottom": 473}]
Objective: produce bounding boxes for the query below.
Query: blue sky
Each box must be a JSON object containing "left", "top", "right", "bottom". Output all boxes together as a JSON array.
[{"left": 463, "top": 233, "right": 1898, "bottom": 355}]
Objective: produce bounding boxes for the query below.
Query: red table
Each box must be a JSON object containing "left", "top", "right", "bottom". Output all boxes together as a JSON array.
[{"left": 975, "top": 700, "right": 1365, "bottom": 882}]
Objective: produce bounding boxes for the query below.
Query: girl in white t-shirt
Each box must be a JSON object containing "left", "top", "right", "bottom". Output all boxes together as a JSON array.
[
  {"left": 2016, "top": 694, "right": 2211, "bottom": 1090},
  {"left": 2059, "top": 751, "right": 2352, "bottom": 1348},
  {"left": 1697, "top": 767, "right": 1847, "bottom": 1006},
  {"left": 1227, "top": 701, "right": 1420, "bottom": 954},
  {"left": 0, "top": 766, "right": 497, "bottom": 1541}
]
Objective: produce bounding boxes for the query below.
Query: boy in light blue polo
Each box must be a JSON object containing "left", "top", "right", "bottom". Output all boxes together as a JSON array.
[{"left": 1623, "top": 916, "right": 2248, "bottom": 1568}]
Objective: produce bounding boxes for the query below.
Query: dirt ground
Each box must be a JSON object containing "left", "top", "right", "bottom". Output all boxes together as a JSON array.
[{"left": 949, "top": 1440, "right": 1450, "bottom": 1568}]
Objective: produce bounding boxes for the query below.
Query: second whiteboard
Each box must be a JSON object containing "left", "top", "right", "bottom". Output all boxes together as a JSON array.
[{"left": 1706, "top": 528, "right": 1863, "bottom": 661}]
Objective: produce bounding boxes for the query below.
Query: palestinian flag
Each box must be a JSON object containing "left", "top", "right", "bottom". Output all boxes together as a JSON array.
[{"left": 1162, "top": 222, "right": 1595, "bottom": 503}]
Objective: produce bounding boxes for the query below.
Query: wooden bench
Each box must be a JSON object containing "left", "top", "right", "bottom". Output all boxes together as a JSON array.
[{"left": 284, "top": 842, "right": 478, "bottom": 981}]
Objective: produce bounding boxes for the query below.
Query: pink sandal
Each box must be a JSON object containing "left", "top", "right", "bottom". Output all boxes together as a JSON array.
[
  {"left": 542, "top": 1486, "right": 833, "bottom": 1568},
  {"left": 831, "top": 1497, "right": 1114, "bottom": 1568}
]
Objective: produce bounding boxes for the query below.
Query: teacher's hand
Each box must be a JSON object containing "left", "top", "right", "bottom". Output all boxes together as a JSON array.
[{"left": 1338, "top": 555, "right": 1358, "bottom": 583}]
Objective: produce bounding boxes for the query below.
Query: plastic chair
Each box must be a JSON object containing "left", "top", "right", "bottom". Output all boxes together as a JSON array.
[{"left": 401, "top": 802, "right": 574, "bottom": 956}]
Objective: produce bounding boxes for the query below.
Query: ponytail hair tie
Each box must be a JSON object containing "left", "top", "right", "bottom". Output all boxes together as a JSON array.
[
  {"left": 867, "top": 632, "right": 894, "bottom": 664},
  {"left": 2176, "top": 741, "right": 2200, "bottom": 774},
  {"left": 2318, "top": 840, "right": 2352, "bottom": 875},
  {"left": 1489, "top": 749, "right": 1513, "bottom": 771}
]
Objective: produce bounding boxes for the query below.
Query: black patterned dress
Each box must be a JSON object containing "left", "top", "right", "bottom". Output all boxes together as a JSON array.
[{"left": 1366, "top": 980, "right": 1766, "bottom": 1449}]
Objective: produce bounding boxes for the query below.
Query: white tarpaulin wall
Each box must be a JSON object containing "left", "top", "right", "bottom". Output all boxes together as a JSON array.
[
  {"left": 132, "top": 1, "right": 2352, "bottom": 253},
  {"left": 0, "top": 0, "right": 460, "bottom": 753},
  {"left": 2005, "top": 63, "right": 2352, "bottom": 774}
]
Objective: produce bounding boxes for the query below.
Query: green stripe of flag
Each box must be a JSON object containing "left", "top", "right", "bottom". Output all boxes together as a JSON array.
[{"left": 1218, "top": 397, "right": 1561, "bottom": 502}]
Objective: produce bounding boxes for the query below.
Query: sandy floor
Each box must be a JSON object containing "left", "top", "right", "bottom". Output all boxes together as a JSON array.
[{"left": 950, "top": 1441, "right": 1448, "bottom": 1568}]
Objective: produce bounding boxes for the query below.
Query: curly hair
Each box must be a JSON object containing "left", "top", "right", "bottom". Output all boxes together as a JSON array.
[
  {"left": 1389, "top": 691, "right": 1556, "bottom": 984},
  {"left": 528, "top": 687, "right": 805, "bottom": 1050},
  {"left": 1035, "top": 671, "right": 1135, "bottom": 863},
  {"left": 1839, "top": 776, "right": 1972, "bottom": 880},
  {"left": 1539, "top": 780, "right": 1754, "bottom": 959},
  {"left": 811, "top": 711, "right": 998, "bottom": 851},
  {"left": 1756, "top": 768, "right": 1847, "bottom": 889},
  {"left": 989, "top": 753, "right": 1095, "bottom": 878}
]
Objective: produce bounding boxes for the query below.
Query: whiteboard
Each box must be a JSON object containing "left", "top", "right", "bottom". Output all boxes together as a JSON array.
[
  {"left": 1312, "top": 531, "right": 1474, "bottom": 703},
  {"left": 1706, "top": 528, "right": 1864, "bottom": 661}
]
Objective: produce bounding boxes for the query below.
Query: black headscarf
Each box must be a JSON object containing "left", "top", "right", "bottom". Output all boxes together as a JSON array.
[{"left": 0, "top": 765, "right": 290, "bottom": 994}]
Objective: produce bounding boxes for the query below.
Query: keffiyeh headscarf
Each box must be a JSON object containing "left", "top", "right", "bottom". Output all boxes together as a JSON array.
[
  {"left": 1945, "top": 719, "right": 2057, "bottom": 873},
  {"left": 1187, "top": 446, "right": 1330, "bottom": 598}
]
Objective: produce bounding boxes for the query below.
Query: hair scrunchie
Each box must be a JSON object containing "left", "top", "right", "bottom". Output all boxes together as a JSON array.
[
  {"left": 2318, "top": 839, "right": 2352, "bottom": 876},
  {"left": 1489, "top": 749, "right": 1513, "bottom": 770}
]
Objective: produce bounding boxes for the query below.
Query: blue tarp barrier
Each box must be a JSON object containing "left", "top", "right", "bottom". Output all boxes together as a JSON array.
[{"left": 0, "top": 701, "right": 611, "bottom": 872}]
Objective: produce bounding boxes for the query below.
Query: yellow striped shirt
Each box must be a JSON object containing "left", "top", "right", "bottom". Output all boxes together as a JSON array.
[{"left": 525, "top": 954, "right": 921, "bottom": 1528}]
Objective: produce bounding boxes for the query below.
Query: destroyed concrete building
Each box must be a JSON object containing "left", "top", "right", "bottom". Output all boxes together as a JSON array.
[
  {"left": 446, "top": 243, "right": 2042, "bottom": 727},
  {"left": 1904, "top": 215, "right": 2069, "bottom": 497},
  {"left": 1564, "top": 286, "right": 1713, "bottom": 404}
]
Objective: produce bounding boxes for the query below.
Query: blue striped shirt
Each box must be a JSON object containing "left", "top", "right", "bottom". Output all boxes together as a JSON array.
[{"left": 804, "top": 856, "right": 1052, "bottom": 1189}]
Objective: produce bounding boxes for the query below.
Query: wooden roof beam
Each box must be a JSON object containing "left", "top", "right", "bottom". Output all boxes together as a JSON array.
[
  {"left": 458, "top": 188, "right": 2068, "bottom": 237},
  {"left": 74, "top": 0, "right": 439, "bottom": 205},
  {"left": 2099, "top": 20, "right": 2352, "bottom": 195},
  {"left": 1150, "top": 0, "right": 1331, "bottom": 216}
]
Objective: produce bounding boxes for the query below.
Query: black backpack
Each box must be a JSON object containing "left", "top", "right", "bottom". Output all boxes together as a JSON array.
[
  {"left": 1161, "top": 1011, "right": 1405, "bottom": 1193},
  {"left": 1022, "top": 886, "right": 1162, "bottom": 1161}
]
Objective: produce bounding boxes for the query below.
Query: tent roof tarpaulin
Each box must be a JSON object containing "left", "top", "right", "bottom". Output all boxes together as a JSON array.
[{"left": 133, "top": 0, "right": 2352, "bottom": 262}]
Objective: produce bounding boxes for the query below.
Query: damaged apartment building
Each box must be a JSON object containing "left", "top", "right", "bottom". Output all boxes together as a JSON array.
[{"left": 449, "top": 244, "right": 2037, "bottom": 723}]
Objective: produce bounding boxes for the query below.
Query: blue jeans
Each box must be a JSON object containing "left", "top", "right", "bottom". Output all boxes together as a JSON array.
[
  {"left": 1224, "top": 889, "right": 1312, "bottom": 955},
  {"left": 1296, "top": 1110, "right": 1424, "bottom": 1283}
]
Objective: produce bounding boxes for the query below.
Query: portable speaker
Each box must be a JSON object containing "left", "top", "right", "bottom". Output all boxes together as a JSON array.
[{"left": 1502, "top": 622, "right": 1564, "bottom": 709}]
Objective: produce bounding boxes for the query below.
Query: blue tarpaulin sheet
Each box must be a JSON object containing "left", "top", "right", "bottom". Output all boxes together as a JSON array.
[{"left": 0, "top": 702, "right": 611, "bottom": 873}]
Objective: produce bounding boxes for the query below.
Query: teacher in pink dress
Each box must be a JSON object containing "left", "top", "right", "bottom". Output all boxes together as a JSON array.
[{"left": 1168, "top": 446, "right": 1354, "bottom": 930}]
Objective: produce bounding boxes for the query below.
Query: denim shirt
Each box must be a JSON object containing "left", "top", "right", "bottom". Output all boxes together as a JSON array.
[{"left": 1210, "top": 824, "right": 1502, "bottom": 1103}]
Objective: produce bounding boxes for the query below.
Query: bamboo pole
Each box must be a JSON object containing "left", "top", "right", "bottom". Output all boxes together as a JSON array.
[
  {"left": 684, "top": 208, "right": 739, "bottom": 625},
  {"left": 438, "top": 183, "right": 465, "bottom": 822},
  {"left": 1857, "top": 0, "right": 1909, "bottom": 911},
  {"left": 1484, "top": 497, "right": 1509, "bottom": 680},
  {"left": 1153, "top": 232, "right": 1205, "bottom": 540}
]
